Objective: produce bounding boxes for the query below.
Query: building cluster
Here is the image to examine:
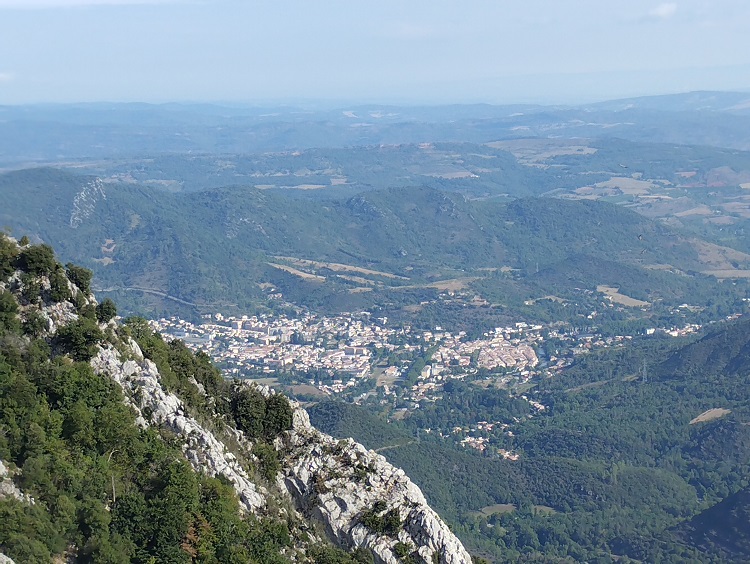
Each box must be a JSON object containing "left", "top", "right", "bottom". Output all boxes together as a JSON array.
[
  {"left": 150, "top": 314, "right": 547, "bottom": 403},
  {"left": 148, "top": 308, "right": 721, "bottom": 459},
  {"left": 151, "top": 313, "right": 385, "bottom": 380},
  {"left": 150, "top": 310, "right": 712, "bottom": 419},
  {"left": 429, "top": 323, "right": 540, "bottom": 374}
]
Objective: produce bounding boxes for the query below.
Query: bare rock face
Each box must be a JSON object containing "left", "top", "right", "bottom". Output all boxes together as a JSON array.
[
  {"left": 40, "top": 299, "right": 79, "bottom": 335},
  {"left": 280, "top": 408, "right": 473, "bottom": 564},
  {"left": 69, "top": 177, "right": 106, "bottom": 229},
  {"left": 0, "top": 459, "right": 33, "bottom": 505},
  {"left": 0, "top": 553, "right": 17, "bottom": 564},
  {"left": 91, "top": 345, "right": 266, "bottom": 513}
]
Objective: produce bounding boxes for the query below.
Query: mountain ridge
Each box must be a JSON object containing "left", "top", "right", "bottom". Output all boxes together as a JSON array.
[{"left": 3, "top": 167, "right": 746, "bottom": 327}]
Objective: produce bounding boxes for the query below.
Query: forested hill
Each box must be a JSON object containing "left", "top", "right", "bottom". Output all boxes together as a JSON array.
[
  {"left": 0, "top": 235, "right": 338, "bottom": 562},
  {"left": 668, "top": 485, "right": 750, "bottom": 560},
  {"left": 1, "top": 167, "right": 746, "bottom": 323},
  {"left": 3, "top": 94, "right": 750, "bottom": 165},
  {"left": 659, "top": 316, "right": 750, "bottom": 379}
]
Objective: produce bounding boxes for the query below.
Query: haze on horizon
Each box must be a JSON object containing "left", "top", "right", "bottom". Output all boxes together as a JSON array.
[{"left": 0, "top": 0, "right": 749, "bottom": 106}]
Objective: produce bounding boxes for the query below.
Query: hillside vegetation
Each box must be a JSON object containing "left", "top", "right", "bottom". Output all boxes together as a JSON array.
[{"left": 2, "top": 168, "right": 747, "bottom": 331}]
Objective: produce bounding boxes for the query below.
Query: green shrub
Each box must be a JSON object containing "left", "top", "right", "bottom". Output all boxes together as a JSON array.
[
  {"left": 231, "top": 386, "right": 266, "bottom": 439},
  {"left": 96, "top": 299, "right": 117, "bottom": 323},
  {"left": 353, "top": 548, "right": 375, "bottom": 564},
  {"left": 0, "top": 234, "right": 19, "bottom": 281},
  {"left": 49, "top": 267, "right": 72, "bottom": 302},
  {"left": 23, "top": 310, "right": 47, "bottom": 337},
  {"left": 65, "top": 263, "right": 93, "bottom": 294},
  {"left": 394, "top": 541, "right": 412, "bottom": 557},
  {"left": 308, "top": 544, "right": 363, "bottom": 563},
  {"left": 56, "top": 317, "right": 105, "bottom": 361},
  {"left": 16, "top": 244, "right": 56, "bottom": 276},
  {"left": 230, "top": 386, "right": 294, "bottom": 442},
  {"left": 0, "top": 290, "right": 20, "bottom": 335},
  {"left": 360, "top": 503, "right": 401, "bottom": 535},
  {"left": 263, "top": 393, "right": 294, "bottom": 440},
  {"left": 21, "top": 273, "right": 41, "bottom": 304},
  {"left": 253, "top": 442, "right": 281, "bottom": 482},
  {"left": 382, "top": 509, "right": 403, "bottom": 535},
  {"left": 79, "top": 304, "right": 98, "bottom": 321}
]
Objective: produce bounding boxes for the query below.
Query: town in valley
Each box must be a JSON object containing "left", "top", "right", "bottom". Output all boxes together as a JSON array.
[{"left": 150, "top": 300, "right": 714, "bottom": 456}]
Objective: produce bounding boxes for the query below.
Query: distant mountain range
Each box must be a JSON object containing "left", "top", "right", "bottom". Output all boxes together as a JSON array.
[{"left": 3, "top": 91, "right": 750, "bottom": 166}]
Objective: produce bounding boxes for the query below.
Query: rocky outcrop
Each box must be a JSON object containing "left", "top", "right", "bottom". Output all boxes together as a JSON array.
[
  {"left": 0, "top": 459, "right": 33, "bottom": 505},
  {"left": 91, "top": 345, "right": 266, "bottom": 513},
  {"left": 91, "top": 343, "right": 472, "bottom": 561},
  {"left": 281, "top": 408, "right": 472, "bottom": 564},
  {"left": 0, "top": 553, "right": 17, "bottom": 564},
  {"left": 4, "top": 269, "right": 88, "bottom": 335}
]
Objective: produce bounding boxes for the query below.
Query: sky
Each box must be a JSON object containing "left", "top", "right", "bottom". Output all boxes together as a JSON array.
[{"left": 0, "top": 0, "right": 749, "bottom": 105}]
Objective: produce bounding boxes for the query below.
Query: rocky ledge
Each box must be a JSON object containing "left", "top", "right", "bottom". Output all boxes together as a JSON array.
[
  {"left": 0, "top": 459, "right": 33, "bottom": 505},
  {"left": 280, "top": 407, "right": 472, "bottom": 564}
]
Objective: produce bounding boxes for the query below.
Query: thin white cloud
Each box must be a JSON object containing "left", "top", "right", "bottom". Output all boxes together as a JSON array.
[
  {"left": 0, "top": 73, "right": 14, "bottom": 82},
  {"left": 649, "top": 2, "right": 678, "bottom": 20}
]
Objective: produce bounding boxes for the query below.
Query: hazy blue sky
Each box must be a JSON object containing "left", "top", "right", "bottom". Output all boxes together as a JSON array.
[{"left": 1, "top": 0, "right": 749, "bottom": 105}]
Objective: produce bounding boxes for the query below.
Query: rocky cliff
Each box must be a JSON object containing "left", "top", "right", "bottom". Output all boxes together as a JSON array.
[
  {"left": 91, "top": 341, "right": 472, "bottom": 563},
  {"left": 281, "top": 408, "right": 473, "bottom": 563},
  {"left": 91, "top": 345, "right": 267, "bottom": 513}
]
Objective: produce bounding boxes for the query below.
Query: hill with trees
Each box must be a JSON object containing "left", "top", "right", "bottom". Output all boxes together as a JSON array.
[
  {"left": 3, "top": 94, "right": 750, "bottom": 168},
  {"left": 1, "top": 167, "right": 747, "bottom": 333}
]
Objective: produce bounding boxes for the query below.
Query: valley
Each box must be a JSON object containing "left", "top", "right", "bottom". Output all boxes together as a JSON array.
[
  {"left": 5, "top": 0, "right": 750, "bottom": 558},
  {"left": 4, "top": 93, "right": 750, "bottom": 562}
]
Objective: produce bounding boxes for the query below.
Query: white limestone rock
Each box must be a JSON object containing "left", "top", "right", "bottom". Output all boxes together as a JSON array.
[
  {"left": 0, "top": 553, "right": 17, "bottom": 564},
  {"left": 280, "top": 406, "right": 472, "bottom": 564},
  {"left": 40, "top": 299, "right": 79, "bottom": 334},
  {"left": 0, "top": 459, "right": 33, "bottom": 505},
  {"left": 2, "top": 269, "right": 82, "bottom": 335},
  {"left": 91, "top": 344, "right": 266, "bottom": 513},
  {"left": 70, "top": 177, "right": 106, "bottom": 229}
]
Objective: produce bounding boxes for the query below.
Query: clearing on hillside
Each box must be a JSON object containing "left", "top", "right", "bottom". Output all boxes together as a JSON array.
[
  {"left": 690, "top": 408, "right": 731, "bottom": 425},
  {"left": 273, "top": 256, "right": 408, "bottom": 280},
  {"left": 703, "top": 270, "right": 750, "bottom": 279},
  {"left": 476, "top": 504, "right": 516, "bottom": 516},
  {"left": 597, "top": 285, "right": 650, "bottom": 307},
  {"left": 267, "top": 263, "right": 325, "bottom": 281}
]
